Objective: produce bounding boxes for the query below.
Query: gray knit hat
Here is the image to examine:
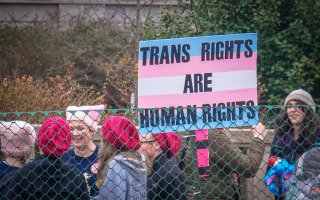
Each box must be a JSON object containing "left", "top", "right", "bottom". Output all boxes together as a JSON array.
[{"left": 284, "top": 89, "right": 316, "bottom": 112}]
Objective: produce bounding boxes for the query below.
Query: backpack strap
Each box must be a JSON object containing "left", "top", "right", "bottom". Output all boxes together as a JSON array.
[
  {"left": 178, "top": 132, "right": 204, "bottom": 199},
  {"left": 190, "top": 133, "right": 202, "bottom": 199},
  {"left": 178, "top": 136, "right": 191, "bottom": 170}
]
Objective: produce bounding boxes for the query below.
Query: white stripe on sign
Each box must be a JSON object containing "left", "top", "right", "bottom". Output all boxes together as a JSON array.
[{"left": 138, "top": 70, "right": 257, "bottom": 97}]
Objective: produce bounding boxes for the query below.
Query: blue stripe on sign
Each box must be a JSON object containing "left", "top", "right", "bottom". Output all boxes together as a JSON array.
[
  {"left": 138, "top": 33, "right": 257, "bottom": 60},
  {"left": 138, "top": 107, "right": 259, "bottom": 134}
]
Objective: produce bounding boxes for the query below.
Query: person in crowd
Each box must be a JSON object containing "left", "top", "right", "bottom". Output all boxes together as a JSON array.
[
  {"left": 93, "top": 116, "right": 147, "bottom": 200},
  {"left": 6, "top": 117, "right": 89, "bottom": 200},
  {"left": 64, "top": 105, "right": 105, "bottom": 197},
  {"left": 140, "top": 132, "right": 187, "bottom": 200},
  {"left": 183, "top": 122, "right": 268, "bottom": 200},
  {"left": 0, "top": 121, "right": 36, "bottom": 196},
  {"left": 284, "top": 146, "right": 320, "bottom": 199},
  {"left": 265, "top": 89, "right": 320, "bottom": 199}
]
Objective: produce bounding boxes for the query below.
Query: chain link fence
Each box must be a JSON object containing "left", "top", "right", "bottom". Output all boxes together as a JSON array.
[{"left": 0, "top": 105, "right": 319, "bottom": 199}]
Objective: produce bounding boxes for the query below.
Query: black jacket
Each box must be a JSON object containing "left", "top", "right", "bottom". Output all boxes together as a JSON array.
[
  {"left": 147, "top": 153, "right": 187, "bottom": 200},
  {"left": 4, "top": 155, "right": 89, "bottom": 200}
]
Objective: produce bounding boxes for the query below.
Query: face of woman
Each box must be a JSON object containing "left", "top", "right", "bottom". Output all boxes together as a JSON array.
[
  {"left": 286, "top": 100, "right": 306, "bottom": 126},
  {"left": 140, "top": 134, "right": 156, "bottom": 160},
  {"left": 69, "top": 120, "right": 93, "bottom": 150}
]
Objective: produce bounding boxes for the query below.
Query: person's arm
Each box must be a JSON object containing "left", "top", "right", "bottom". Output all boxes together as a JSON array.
[
  {"left": 209, "top": 123, "right": 267, "bottom": 178},
  {"left": 266, "top": 133, "right": 280, "bottom": 172},
  {"left": 264, "top": 132, "right": 282, "bottom": 197},
  {"left": 5, "top": 171, "right": 24, "bottom": 200}
]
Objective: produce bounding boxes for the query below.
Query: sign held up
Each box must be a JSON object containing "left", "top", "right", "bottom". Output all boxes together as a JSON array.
[{"left": 138, "top": 33, "right": 258, "bottom": 134}]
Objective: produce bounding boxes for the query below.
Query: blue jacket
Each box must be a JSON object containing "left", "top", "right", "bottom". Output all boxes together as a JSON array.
[{"left": 63, "top": 147, "right": 100, "bottom": 196}]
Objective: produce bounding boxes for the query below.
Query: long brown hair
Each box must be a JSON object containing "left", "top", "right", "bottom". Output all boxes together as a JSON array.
[
  {"left": 275, "top": 105, "right": 320, "bottom": 147},
  {"left": 95, "top": 138, "right": 117, "bottom": 189}
]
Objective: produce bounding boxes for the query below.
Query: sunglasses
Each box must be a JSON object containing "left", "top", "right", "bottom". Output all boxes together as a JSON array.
[
  {"left": 286, "top": 103, "right": 305, "bottom": 111},
  {"left": 141, "top": 140, "right": 156, "bottom": 144}
]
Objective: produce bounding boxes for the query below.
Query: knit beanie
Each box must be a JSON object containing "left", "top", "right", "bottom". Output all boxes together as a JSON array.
[
  {"left": 0, "top": 121, "right": 36, "bottom": 158},
  {"left": 66, "top": 105, "right": 105, "bottom": 133},
  {"left": 102, "top": 116, "right": 141, "bottom": 151},
  {"left": 284, "top": 89, "right": 316, "bottom": 112},
  {"left": 296, "top": 147, "right": 320, "bottom": 178},
  {"left": 153, "top": 132, "right": 182, "bottom": 159},
  {"left": 37, "top": 117, "right": 71, "bottom": 157}
]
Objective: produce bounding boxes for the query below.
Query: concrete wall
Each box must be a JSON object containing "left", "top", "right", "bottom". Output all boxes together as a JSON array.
[{"left": 0, "top": 0, "right": 178, "bottom": 28}]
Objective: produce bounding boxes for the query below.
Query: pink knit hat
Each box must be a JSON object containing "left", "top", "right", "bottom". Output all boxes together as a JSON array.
[
  {"left": 102, "top": 116, "right": 141, "bottom": 151},
  {"left": 37, "top": 117, "right": 71, "bottom": 157},
  {"left": 153, "top": 132, "right": 182, "bottom": 159},
  {"left": 66, "top": 105, "right": 105, "bottom": 133},
  {"left": 0, "top": 121, "right": 36, "bottom": 158}
]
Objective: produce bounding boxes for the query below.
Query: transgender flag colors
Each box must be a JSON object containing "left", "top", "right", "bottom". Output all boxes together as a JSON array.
[{"left": 138, "top": 33, "right": 258, "bottom": 134}]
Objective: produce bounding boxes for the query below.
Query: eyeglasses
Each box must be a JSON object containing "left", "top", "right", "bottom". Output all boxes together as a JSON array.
[
  {"left": 286, "top": 103, "right": 305, "bottom": 111},
  {"left": 141, "top": 140, "right": 156, "bottom": 144}
]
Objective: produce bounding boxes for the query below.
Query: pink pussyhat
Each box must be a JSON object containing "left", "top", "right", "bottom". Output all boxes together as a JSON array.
[
  {"left": 0, "top": 121, "right": 36, "bottom": 158},
  {"left": 66, "top": 105, "right": 105, "bottom": 133}
]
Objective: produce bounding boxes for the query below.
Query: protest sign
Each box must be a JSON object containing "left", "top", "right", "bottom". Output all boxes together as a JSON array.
[{"left": 138, "top": 33, "right": 258, "bottom": 134}]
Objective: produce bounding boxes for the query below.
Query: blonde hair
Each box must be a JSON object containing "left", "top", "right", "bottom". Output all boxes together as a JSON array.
[
  {"left": 95, "top": 138, "right": 146, "bottom": 189},
  {"left": 95, "top": 138, "right": 117, "bottom": 189}
]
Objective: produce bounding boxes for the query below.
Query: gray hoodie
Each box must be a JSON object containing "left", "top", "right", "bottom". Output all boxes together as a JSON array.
[{"left": 93, "top": 151, "right": 147, "bottom": 200}]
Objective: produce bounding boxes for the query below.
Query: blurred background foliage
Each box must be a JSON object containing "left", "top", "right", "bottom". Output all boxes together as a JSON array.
[
  {"left": 0, "top": 16, "right": 138, "bottom": 111},
  {"left": 0, "top": 73, "right": 105, "bottom": 112},
  {"left": 0, "top": 0, "right": 319, "bottom": 112},
  {"left": 143, "top": 0, "right": 320, "bottom": 105}
]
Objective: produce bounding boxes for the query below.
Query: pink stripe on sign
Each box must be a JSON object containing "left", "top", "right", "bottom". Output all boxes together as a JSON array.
[
  {"left": 138, "top": 88, "right": 257, "bottom": 108},
  {"left": 197, "top": 148, "right": 209, "bottom": 167},
  {"left": 139, "top": 53, "right": 257, "bottom": 78},
  {"left": 195, "top": 129, "right": 208, "bottom": 141}
]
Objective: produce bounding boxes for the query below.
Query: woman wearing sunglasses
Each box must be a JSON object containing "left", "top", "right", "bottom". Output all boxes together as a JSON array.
[{"left": 266, "top": 89, "right": 320, "bottom": 199}]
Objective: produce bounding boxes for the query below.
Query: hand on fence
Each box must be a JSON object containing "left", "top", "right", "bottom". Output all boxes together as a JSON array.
[{"left": 251, "top": 122, "right": 268, "bottom": 140}]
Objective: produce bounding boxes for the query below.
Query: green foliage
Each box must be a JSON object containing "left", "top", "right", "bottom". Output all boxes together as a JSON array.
[
  {"left": 0, "top": 19, "right": 137, "bottom": 91},
  {"left": 0, "top": 23, "right": 64, "bottom": 78},
  {"left": 0, "top": 17, "right": 141, "bottom": 108},
  {"left": 143, "top": 0, "right": 320, "bottom": 104}
]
